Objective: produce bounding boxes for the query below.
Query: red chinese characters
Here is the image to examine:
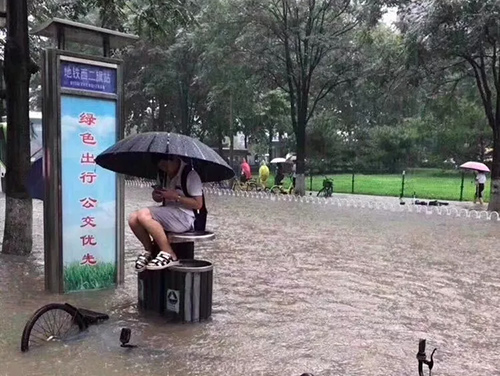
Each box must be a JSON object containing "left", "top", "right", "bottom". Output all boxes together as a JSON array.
[
  {"left": 76, "top": 107, "right": 103, "bottom": 267},
  {"left": 80, "top": 197, "right": 98, "bottom": 209},
  {"left": 80, "top": 253, "right": 97, "bottom": 265},
  {"left": 81, "top": 216, "right": 96, "bottom": 228},
  {"left": 80, "top": 152, "right": 95, "bottom": 165},
  {"left": 79, "top": 112, "right": 97, "bottom": 126},
  {"left": 80, "top": 172, "right": 98, "bottom": 184},
  {"left": 80, "top": 235, "right": 97, "bottom": 247},
  {"left": 80, "top": 132, "right": 97, "bottom": 146}
]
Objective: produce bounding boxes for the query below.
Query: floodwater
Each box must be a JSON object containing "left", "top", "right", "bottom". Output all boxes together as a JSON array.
[{"left": 0, "top": 186, "right": 499, "bottom": 376}]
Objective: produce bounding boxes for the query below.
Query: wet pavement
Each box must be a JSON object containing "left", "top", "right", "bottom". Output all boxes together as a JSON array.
[{"left": 0, "top": 186, "right": 499, "bottom": 375}]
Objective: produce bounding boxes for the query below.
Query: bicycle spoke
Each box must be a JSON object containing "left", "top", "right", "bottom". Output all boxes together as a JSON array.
[
  {"left": 59, "top": 311, "right": 81, "bottom": 339},
  {"left": 54, "top": 310, "right": 67, "bottom": 337},
  {"left": 42, "top": 312, "right": 54, "bottom": 334},
  {"left": 37, "top": 315, "right": 52, "bottom": 337},
  {"left": 47, "top": 309, "right": 57, "bottom": 334},
  {"left": 29, "top": 333, "right": 51, "bottom": 347},
  {"left": 56, "top": 309, "right": 74, "bottom": 337}
]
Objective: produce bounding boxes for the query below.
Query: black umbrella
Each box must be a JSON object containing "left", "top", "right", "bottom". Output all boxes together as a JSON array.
[{"left": 95, "top": 132, "right": 234, "bottom": 182}]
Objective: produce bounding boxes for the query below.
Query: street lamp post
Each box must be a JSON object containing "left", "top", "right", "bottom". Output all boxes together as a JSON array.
[{"left": 1, "top": 0, "right": 33, "bottom": 256}]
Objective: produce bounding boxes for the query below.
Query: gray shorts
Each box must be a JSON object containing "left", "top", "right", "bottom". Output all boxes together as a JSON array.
[{"left": 148, "top": 206, "right": 194, "bottom": 233}]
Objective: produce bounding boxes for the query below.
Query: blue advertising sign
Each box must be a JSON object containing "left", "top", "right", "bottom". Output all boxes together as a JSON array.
[
  {"left": 60, "top": 95, "right": 118, "bottom": 292},
  {"left": 61, "top": 61, "right": 117, "bottom": 94}
]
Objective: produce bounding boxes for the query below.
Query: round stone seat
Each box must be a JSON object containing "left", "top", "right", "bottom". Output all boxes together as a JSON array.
[{"left": 167, "top": 230, "right": 215, "bottom": 243}]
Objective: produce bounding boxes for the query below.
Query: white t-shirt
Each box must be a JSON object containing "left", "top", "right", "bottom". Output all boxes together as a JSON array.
[
  {"left": 163, "top": 162, "right": 203, "bottom": 217},
  {"left": 476, "top": 173, "right": 487, "bottom": 184}
]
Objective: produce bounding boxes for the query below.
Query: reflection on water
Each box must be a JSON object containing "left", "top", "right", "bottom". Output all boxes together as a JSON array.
[{"left": 0, "top": 187, "right": 499, "bottom": 375}]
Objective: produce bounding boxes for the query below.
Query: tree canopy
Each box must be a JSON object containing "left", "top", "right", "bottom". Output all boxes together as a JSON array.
[{"left": 20, "top": 0, "right": 500, "bottom": 208}]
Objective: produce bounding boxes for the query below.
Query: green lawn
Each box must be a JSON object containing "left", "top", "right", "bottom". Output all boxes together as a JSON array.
[{"left": 264, "top": 169, "right": 489, "bottom": 202}]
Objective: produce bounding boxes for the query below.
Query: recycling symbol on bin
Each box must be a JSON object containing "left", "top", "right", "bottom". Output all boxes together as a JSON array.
[{"left": 167, "top": 291, "right": 178, "bottom": 304}]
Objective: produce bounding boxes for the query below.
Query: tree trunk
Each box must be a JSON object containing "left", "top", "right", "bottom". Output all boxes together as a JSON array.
[
  {"left": 157, "top": 100, "right": 166, "bottom": 131},
  {"left": 229, "top": 92, "right": 234, "bottom": 169},
  {"left": 179, "top": 79, "right": 189, "bottom": 135},
  {"left": 217, "top": 123, "right": 224, "bottom": 156},
  {"left": 268, "top": 126, "right": 273, "bottom": 162},
  {"left": 488, "top": 130, "right": 500, "bottom": 212},
  {"left": 2, "top": 0, "right": 33, "bottom": 255},
  {"left": 278, "top": 131, "right": 283, "bottom": 157},
  {"left": 295, "top": 110, "right": 307, "bottom": 196}
]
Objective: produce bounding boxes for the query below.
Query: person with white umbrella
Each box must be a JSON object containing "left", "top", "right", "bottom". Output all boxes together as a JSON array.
[
  {"left": 474, "top": 171, "right": 487, "bottom": 205},
  {"left": 459, "top": 161, "right": 490, "bottom": 205}
]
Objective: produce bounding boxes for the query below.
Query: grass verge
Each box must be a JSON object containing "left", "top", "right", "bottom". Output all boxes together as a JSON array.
[{"left": 262, "top": 169, "right": 489, "bottom": 202}]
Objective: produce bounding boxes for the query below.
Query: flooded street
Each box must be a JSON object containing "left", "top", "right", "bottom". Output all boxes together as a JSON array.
[{"left": 1, "top": 186, "right": 499, "bottom": 375}]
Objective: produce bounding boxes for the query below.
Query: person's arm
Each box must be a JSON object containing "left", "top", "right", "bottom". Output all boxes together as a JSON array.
[
  {"left": 160, "top": 170, "right": 204, "bottom": 210},
  {"left": 178, "top": 195, "right": 203, "bottom": 210},
  {"left": 158, "top": 189, "right": 202, "bottom": 209}
]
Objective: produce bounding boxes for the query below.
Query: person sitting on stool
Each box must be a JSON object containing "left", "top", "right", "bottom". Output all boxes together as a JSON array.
[{"left": 129, "top": 156, "right": 203, "bottom": 272}]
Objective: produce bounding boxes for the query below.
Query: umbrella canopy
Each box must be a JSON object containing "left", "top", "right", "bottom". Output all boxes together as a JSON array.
[
  {"left": 270, "top": 157, "right": 288, "bottom": 164},
  {"left": 95, "top": 132, "right": 234, "bottom": 182},
  {"left": 459, "top": 161, "right": 490, "bottom": 173}
]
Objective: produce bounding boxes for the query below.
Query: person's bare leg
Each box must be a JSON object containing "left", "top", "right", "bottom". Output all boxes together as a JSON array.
[
  {"left": 137, "top": 209, "right": 177, "bottom": 260},
  {"left": 128, "top": 210, "right": 154, "bottom": 254}
]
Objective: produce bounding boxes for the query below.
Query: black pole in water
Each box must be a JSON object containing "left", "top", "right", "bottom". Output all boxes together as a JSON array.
[
  {"left": 417, "top": 339, "right": 426, "bottom": 376},
  {"left": 416, "top": 338, "right": 436, "bottom": 376},
  {"left": 400, "top": 170, "right": 406, "bottom": 199},
  {"left": 351, "top": 172, "right": 355, "bottom": 194},
  {"left": 459, "top": 171, "right": 465, "bottom": 201}
]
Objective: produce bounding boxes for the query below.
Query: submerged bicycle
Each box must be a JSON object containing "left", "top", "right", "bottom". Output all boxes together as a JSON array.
[{"left": 21, "top": 302, "right": 109, "bottom": 352}]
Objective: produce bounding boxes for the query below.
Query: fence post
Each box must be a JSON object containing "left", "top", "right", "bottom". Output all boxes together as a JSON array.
[
  {"left": 309, "top": 172, "right": 313, "bottom": 191},
  {"left": 351, "top": 172, "right": 355, "bottom": 194},
  {"left": 459, "top": 171, "right": 465, "bottom": 201},
  {"left": 400, "top": 170, "right": 406, "bottom": 199}
]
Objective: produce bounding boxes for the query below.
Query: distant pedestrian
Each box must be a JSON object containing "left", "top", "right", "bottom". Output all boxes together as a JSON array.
[
  {"left": 474, "top": 171, "right": 487, "bottom": 205},
  {"left": 240, "top": 157, "right": 252, "bottom": 183},
  {"left": 258, "top": 160, "right": 270, "bottom": 189},
  {"left": 275, "top": 164, "right": 285, "bottom": 186}
]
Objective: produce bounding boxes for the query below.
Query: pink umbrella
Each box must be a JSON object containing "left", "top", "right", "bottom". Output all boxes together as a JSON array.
[{"left": 459, "top": 161, "right": 490, "bottom": 172}]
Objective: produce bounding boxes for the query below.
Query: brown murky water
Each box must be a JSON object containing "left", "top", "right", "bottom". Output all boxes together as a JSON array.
[{"left": 0, "top": 186, "right": 499, "bottom": 375}]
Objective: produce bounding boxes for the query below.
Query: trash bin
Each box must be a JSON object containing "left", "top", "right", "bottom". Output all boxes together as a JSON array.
[{"left": 138, "top": 260, "right": 213, "bottom": 323}]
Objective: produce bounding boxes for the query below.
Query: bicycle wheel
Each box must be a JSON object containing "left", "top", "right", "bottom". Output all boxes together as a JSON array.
[
  {"left": 317, "top": 188, "right": 326, "bottom": 197},
  {"left": 247, "top": 181, "right": 257, "bottom": 191},
  {"left": 21, "top": 303, "right": 86, "bottom": 352},
  {"left": 271, "top": 186, "right": 281, "bottom": 195}
]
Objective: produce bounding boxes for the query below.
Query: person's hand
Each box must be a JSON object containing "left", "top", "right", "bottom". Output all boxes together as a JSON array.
[
  {"left": 152, "top": 189, "right": 164, "bottom": 202},
  {"left": 159, "top": 189, "right": 180, "bottom": 202}
]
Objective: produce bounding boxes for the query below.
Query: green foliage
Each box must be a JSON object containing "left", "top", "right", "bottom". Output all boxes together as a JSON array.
[
  {"left": 25, "top": 0, "right": 497, "bottom": 193},
  {"left": 64, "top": 262, "right": 116, "bottom": 292}
]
